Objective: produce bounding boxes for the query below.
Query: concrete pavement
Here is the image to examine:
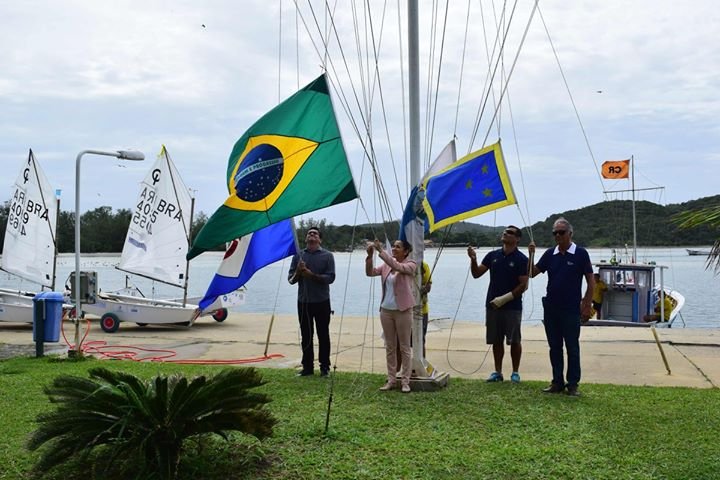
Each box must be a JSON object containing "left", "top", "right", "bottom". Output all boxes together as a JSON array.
[{"left": 1, "top": 313, "right": 719, "bottom": 388}]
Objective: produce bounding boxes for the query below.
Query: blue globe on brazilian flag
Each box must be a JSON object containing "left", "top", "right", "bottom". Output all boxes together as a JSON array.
[{"left": 188, "top": 74, "right": 357, "bottom": 259}]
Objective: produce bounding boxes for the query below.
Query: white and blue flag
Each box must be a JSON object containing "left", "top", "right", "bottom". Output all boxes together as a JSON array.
[{"left": 198, "top": 218, "right": 297, "bottom": 312}]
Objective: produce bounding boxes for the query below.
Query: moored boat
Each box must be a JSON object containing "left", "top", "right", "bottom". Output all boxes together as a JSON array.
[
  {"left": 0, "top": 150, "right": 63, "bottom": 323},
  {"left": 82, "top": 147, "right": 229, "bottom": 332},
  {"left": 686, "top": 248, "right": 711, "bottom": 256},
  {"left": 590, "top": 157, "right": 685, "bottom": 328},
  {"left": 586, "top": 262, "right": 684, "bottom": 328}
]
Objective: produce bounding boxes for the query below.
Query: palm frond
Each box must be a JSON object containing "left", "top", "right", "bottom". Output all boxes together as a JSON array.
[
  {"left": 672, "top": 204, "right": 720, "bottom": 275},
  {"left": 28, "top": 367, "right": 276, "bottom": 479}
]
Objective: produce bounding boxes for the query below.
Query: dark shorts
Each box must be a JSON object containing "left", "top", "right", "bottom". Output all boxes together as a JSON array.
[
  {"left": 592, "top": 301, "right": 602, "bottom": 312},
  {"left": 486, "top": 309, "right": 522, "bottom": 345}
]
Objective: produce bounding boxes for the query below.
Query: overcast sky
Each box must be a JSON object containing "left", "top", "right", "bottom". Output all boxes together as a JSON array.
[{"left": 2, "top": 1, "right": 718, "bottom": 240}]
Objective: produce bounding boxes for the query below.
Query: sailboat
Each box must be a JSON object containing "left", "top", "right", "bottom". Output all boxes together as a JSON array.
[
  {"left": 586, "top": 157, "right": 685, "bottom": 327},
  {"left": 82, "top": 146, "right": 228, "bottom": 332},
  {"left": 0, "top": 149, "right": 59, "bottom": 323}
]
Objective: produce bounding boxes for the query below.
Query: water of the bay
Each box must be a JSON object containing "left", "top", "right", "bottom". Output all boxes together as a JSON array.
[{"left": 1, "top": 247, "right": 716, "bottom": 328}]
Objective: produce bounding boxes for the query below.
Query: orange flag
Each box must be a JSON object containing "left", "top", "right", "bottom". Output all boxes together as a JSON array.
[{"left": 601, "top": 159, "right": 630, "bottom": 179}]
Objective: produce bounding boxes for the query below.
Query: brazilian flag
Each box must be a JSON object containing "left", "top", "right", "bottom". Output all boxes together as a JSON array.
[{"left": 188, "top": 74, "right": 357, "bottom": 259}]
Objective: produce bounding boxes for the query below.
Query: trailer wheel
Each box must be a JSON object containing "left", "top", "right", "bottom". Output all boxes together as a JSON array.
[
  {"left": 212, "top": 308, "right": 228, "bottom": 322},
  {"left": 100, "top": 313, "right": 120, "bottom": 333}
]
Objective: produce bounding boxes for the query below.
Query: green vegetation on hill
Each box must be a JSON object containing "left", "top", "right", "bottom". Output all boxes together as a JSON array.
[
  {"left": 301, "top": 195, "right": 720, "bottom": 250},
  {"left": 525, "top": 195, "right": 720, "bottom": 247},
  {"left": 0, "top": 195, "right": 717, "bottom": 254}
]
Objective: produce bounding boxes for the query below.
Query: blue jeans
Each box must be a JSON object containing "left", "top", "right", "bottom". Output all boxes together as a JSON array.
[{"left": 543, "top": 302, "right": 581, "bottom": 387}]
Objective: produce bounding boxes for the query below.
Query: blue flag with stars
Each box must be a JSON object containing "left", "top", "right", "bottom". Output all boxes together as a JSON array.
[{"left": 421, "top": 141, "right": 516, "bottom": 231}]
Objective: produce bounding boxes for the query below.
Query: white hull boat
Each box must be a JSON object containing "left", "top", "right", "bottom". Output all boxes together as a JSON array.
[
  {"left": 85, "top": 292, "right": 216, "bottom": 331},
  {"left": 0, "top": 150, "right": 61, "bottom": 323},
  {"left": 81, "top": 147, "right": 227, "bottom": 332},
  {"left": 0, "top": 288, "right": 37, "bottom": 323}
]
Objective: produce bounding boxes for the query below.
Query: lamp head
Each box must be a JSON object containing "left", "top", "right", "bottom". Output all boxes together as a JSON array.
[{"left": 116, "top": 150, "right": 145, "bottom": 161}]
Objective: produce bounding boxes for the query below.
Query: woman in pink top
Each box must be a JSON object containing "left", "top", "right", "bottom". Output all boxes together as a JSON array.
[{"left": 365, "top": 239, "right": 417, "bottom": 393}]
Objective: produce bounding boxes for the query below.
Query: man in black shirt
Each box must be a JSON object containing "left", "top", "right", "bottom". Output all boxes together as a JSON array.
[{"left": 289, "top": 227, "right": 336, "bottom": 377}]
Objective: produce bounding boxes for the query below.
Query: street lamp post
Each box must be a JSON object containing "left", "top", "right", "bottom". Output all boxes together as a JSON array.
[{"left": 72, "top": 149, "right": 144, "bottom": 356}]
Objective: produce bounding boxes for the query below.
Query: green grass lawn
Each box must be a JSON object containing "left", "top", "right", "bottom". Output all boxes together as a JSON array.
[{"left": 1, "top": 356, "right": 718, "bottom": 479}]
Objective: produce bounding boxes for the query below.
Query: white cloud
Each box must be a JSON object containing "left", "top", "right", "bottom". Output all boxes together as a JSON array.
[{"left": 0, "top": 0, "right": 717, "bottom": 232}]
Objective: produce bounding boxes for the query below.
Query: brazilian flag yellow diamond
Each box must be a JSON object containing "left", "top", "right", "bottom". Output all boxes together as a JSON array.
[{"left": 225, "top": 134, "right": 319, "bottom": 212}]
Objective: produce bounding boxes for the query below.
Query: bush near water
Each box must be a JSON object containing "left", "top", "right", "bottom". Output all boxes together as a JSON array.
[{"left": 1, "top": 195, "right": 717, "bottom": 254}]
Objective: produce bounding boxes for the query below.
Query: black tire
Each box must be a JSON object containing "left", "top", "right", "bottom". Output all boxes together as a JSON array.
[
  {"left": 136, "top": 323, "right": 148, "bottom": 327},
  {"left": 100, "top": 313, "right": 120, "bottom": 333},
  {"left": 212, "top": 308, "right": 228, "bottom": 322}
]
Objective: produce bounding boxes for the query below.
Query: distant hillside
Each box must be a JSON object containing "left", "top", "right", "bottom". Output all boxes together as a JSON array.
[
  {"left": 341, "top": 195, "right": 719, "bottom": 249},
  {"left": 523, "top": 195, "right": 720, "bottom": 247}
]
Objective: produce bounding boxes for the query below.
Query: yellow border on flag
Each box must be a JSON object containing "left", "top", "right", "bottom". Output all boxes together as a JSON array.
[
  {"left": 223, "top": 134, "right": 319, "bottom": 212},
  {"left": 421, "top": 141, "right": 517, "bottom": 231}
]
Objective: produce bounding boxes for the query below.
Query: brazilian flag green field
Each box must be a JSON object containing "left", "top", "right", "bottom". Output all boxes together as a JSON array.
[{"left": 188, "top": 74, "right": 357, "bottom": 259}]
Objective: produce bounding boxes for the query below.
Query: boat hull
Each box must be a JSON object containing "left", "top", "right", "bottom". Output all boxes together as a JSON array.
[
  {"left": 81, "top": 291, "right": 230, "bottom": 333},
  {"left": 82, "top": 293, "right": 198, "bottom": 326},
  {"left": 686, "top": 249, "right": 711, "bottom": 256},
  {"left": 590, "top": 263, "right": 684, "bottom": 328},
  {"left": 0, "top": 289, "right": 42, "bottom": 323},
  {"left": 0, "top": 300, "right": 34, "bottom": 323}
]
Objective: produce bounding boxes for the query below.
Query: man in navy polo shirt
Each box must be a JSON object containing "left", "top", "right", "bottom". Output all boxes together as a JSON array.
[
  {"left": 467, "top": 225, "right": 529, "bottom": 383},
  {"left": 529, "top": 218, "right": 594, "bottom": 396}
]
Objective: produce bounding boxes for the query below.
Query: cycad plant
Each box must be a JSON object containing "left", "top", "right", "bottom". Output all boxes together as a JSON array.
[{"left": 28, "top": 367, "right": 276, "bottom": 479}]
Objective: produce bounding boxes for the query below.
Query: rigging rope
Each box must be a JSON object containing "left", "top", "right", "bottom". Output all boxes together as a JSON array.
[
  {"left": 452, "top": 0, "right": 472, "bottom": 137},
  {"left": 467, "top": 0, "right": 517, "bottom": 152},
  {"left": 298, "top": 0, "right": 399, "bottom": 225},
  {"left": 480, "top": 1, "right": 538, "bottom": 150},
  {"left": 396, "top": 0, "right": 409, "bottom": 196},
  {"left": 292, "top": 2, "right": 547, "bottom": 385},
  {"left": 537, "top": 5, "right": 606, "bottom": 196},
  {"left": 424, "top": 0, "right": 450, "bottom": 170}
]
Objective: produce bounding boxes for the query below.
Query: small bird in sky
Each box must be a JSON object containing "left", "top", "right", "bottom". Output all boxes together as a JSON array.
[
  {"left": 202, "top": 24, "right": 206, "bottom": 28},
  {"left": 596, "top": 90, "right": 603, "bottom": 93}
]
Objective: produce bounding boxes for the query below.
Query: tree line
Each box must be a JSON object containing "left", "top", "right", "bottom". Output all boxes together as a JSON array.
[{"left": 0, "top": 195, "right": 717, "bottom": 254}]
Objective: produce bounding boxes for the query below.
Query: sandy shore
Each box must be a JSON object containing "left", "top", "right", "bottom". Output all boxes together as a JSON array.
[{"left": 1, "top": 312, "right": 719, "bottom": 388}]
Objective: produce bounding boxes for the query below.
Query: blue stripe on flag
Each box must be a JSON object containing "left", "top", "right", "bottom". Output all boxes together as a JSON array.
[{"left": 198, "top": 219, "right": 297, "bottom": 311}]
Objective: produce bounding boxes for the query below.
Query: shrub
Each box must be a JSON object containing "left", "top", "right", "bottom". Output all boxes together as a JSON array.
[{"left": 27, "top": 367, "right": 276, "bottom": 479}]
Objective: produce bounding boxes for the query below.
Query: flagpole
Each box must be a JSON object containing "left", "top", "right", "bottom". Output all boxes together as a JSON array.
[
  {"left": 631, "top": 154, "right": 637, "bottom": 263},
  {"left": 408, "top": 2, "right": 420, "bottom": 187},
  {"left": 404, "top": 1, "right": 448, "bottom": 391},
  {"left": 408, "top": 1, "right": 425, "bottom": 373}
]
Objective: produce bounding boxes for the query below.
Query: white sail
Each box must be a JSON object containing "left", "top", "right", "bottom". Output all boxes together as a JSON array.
[
  {"left": 118, "top": 146, "right": 193, "bottom": 287},
  {"left": 1, "top": 150, "right": 57, "bottom": 287}
]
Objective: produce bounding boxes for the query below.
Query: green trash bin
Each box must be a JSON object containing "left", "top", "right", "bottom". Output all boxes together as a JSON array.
[{"left": 33, "top": 291, "right": 64, "bottom": 343}]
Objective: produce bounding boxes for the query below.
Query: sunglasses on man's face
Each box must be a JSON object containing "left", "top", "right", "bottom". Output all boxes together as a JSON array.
[
  {"left": 552, "top": 230, "right": 567, "bottom": 236},
  {"left": 503, "top": 229, "right": 519, "bottom": 236}
]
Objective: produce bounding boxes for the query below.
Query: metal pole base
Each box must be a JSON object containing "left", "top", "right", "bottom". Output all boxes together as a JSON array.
[
  {"left": 408, "top": 371, "right": 450, "bottom": 392},
  {"left": 67, "top": 349, "right": 84, "bottom": 359}
]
